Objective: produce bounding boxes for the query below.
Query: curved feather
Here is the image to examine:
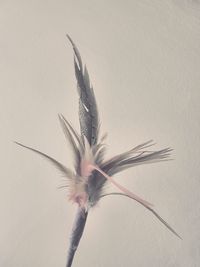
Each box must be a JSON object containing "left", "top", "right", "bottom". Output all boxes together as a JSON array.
[
  {"left": 14, "top": 141, "right": 74, "bottom": 179},
  {"left": 59, "top": 114, "right": 84, "bottom": 152},
  {"left": 58, "top": 114, "right": 81, "bottom": 173},
  {"left": 100, "top": 192, "right": 182, "bottom": 239}
]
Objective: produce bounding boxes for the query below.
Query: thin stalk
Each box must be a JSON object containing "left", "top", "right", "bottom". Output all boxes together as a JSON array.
[{"left": 66, "top": 207, "right": 88, "bottom": 267}]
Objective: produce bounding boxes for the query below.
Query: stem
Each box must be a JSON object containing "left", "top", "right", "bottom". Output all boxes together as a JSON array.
[{"left": 66, "top": 207, "right": 88, "bottom": 267}]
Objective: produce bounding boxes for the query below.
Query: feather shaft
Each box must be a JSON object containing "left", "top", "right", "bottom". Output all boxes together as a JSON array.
[
  {"left": 100, "top": 192, "right": 182, "bottom": 239},
  {"left": 66, "top": 207, "right": 88, "bottom": 267},
  {"left": 92, "top": 165, "right": 153, "bottom": 207}
]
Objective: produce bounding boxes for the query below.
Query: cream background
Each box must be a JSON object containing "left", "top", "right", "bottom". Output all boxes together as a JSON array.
[{"left": 1, "top": 1, "right": 200, "bottom": 266}]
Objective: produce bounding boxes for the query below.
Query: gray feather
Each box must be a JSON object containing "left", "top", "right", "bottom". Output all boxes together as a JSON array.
[
  {"left": 59, "top": 114, "right": 84, "bottom": 153},
  {"left": 101, "top": 140, "right": 154, "bottom": 170},
  {"left": 14, "top": 141, "right": 74, "bottom": 179},
  {"left": 101, "top": 141, "right": 172, "bottom": 176},
  {"left": 58, "top": 114, "right": 81, "bottom": 172},
  {"left": 66, "top": 207, "right": 88, "bottom": 267},
  {"left": 100, "top": 192, "right": 182, "bottom": 239},
  {"left": 67, "top": 35, "right": 99, "bottom": 146}
]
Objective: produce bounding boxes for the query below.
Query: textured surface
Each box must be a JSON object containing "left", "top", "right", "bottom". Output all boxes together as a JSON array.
[{"left": 1, "top": 1, "right": 200, "bottom": 266}]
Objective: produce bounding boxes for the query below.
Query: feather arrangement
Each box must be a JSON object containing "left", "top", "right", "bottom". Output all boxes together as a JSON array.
[{"left": 15, "top": 36, "right": 181, "bottom": 267}]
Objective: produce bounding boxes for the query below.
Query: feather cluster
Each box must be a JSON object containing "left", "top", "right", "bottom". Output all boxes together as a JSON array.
[{"left": 15, "top": 35, "right": 181, "bottom": 258}]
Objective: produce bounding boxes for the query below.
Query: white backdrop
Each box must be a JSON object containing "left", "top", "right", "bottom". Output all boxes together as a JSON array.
[{"left": 1, "top": 1, "right": 200, "bottom": 266}]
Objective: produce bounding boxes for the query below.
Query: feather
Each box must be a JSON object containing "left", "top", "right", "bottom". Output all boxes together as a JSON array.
[
  {"left": 92, "top": 132, "right": 107, "bottom": 164},
  {"left": 14, "top": 141, "right": 74, "bottom": 179},
  {"left": 67, "top": 35, "right": 99, "bottom": 146},
  {"left": 93, "top": 164, "right": 153, "bottom": 207},
  {"left": 100, "top": 140, "right": 154, "bottom": 171},
  {"left": 66, "top": 207, "right": 88, "bottom": 267},
  {"left": 101, "top": 141, "right": 172, "bottom": 176},
  {"left": 58, "top": 114, "right": 81, "bottom": 172},
  {"left": 15, "top": 36, "right": 181, "bottom": 267},
  {"left": 59, "top": 114, "right": 84, "bottom": 152},
  {"left": 100, "top": 192, "right": 182, "bottom": 239}
]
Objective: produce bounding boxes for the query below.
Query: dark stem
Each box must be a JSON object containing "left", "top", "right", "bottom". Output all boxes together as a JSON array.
[{"left": 66, "top": 207, "right": 88, "bottom": 267}]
